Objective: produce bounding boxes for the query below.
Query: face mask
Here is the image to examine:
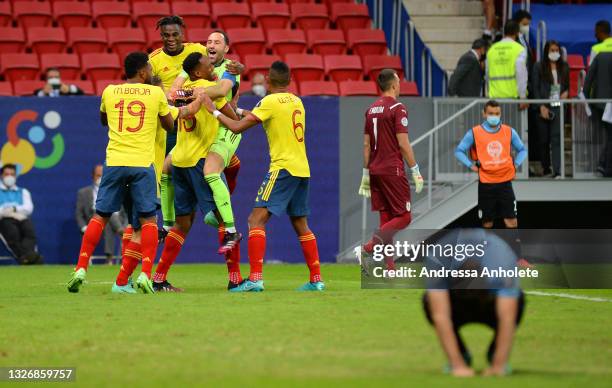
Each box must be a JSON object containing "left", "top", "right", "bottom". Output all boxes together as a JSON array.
[
  {"left": 48, "top": 77, "right": 61, "bottom": 86},
  {"left": 519, "top": 25, "right": 530, "bottom": 36},
  {"left": 3, "top": 176, "right": 16, "bottom": 188},
  {"left": 486, "top": 116, "right": 501, "bottom": 127},
  {"left": 94, "top": 178, "right": 101, "bottom": 187},
  {"left": 252, "top": 84, "right": 266, "bottom": 98},
  {"left": 548, "top": 52, "right": 561, "bottom": 62}
]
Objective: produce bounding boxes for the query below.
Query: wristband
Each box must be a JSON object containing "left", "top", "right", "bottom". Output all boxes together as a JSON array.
[
  {"left": 410, "top": 164, "right": 420, "bottom": 174},
  {"left": 213, "top": 110, "right": 221, "bottom": 118},
  {"left": 236, "top": 108, "right": 244, "bottom": 116}
]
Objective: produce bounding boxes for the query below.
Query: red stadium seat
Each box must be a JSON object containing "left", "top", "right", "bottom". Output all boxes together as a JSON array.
[
  {"left": 107, "top": 28, "right": 147, "bottom": 60},
  {"left": 291, "top": 4, "right": 329, "bottom": 31},
  {"left": 299, "top": 80, "right": 339, "bottom": 96},
  {"left": 238, "top": 79, "right": 252, "bottom": 95},
  {"left": 187, "top": 28, "right": 214, "bottom": 44},
  {"left": 95, "top": 79, "right": 121, "bottom": 95},
  {"left": 244, "top": 54, "right": 281, "bottom": 79},
  {"left": 285, "top": 54, "right": 324, "bottom": 82},
  {"left": 267, "top": 29, "right": 306, "bottom": 56},
  {"left": 338, "top": 80, "right": 377, "bottom": 96},
  {"left": 213, "top": 3, "right": 251, "bottom": 30},
  {"left": 1, "top": 53, "right": 39, "bottom": 82},
  {"left": 0, "top": 27, "right": 26, "bottom": 53},
  {"left": 27, "top": 27, "right": 66, "bottom": 54},
  {"left": 53, "top": 1, "right": 92, "bottom": 29},
  {"left": 171, "top": 2, "right": 210, "bottom": 29},
  {"left": 566, "top": 54, "right": 585, "bottom": 70},
  {"left": 92, "top": 2, "right": 131, "bottom": 29},
  {"left": 363, "top": 55, "right": 404, "bottom": 80},
  {"left": 225, "top": 53, "right": 241, "bottom": 63},
  {"left": 68, "top": 27, "right": 107, "bottom": 55},
  {"left": 133, "top": 3, "right": 170, "bottom": 29},
  {"left": 227, "top": 28, "right": 266, "bottom": 58},
  {"left": 252, "top": 3, "right": 290, "bottom": 31},
  {"left": 82, "top": 53, "right": 121, "bottom": 82},
  {"left": 324, "top": 55, "right": 362, "bottom": 82},
  {"left": 399, "top": 81, "right": 419, "bottom": 96},
  {"left": 66, "top": 79, "right": 94, "bottom": 95},
  {"left": 331, "top": 3, "right": 371, "bottom": 32},
  {"left": 40, "top": 53, "right": 80, "bottom": 79},
  {"left": 307, "top": 29, "right": 346, "bottom": 55},
  {"left": 145, "top": 27, "right": 162, "bottom": 50},
  {"left": 323, "top": 0, "right": 353, "bottom": 11},
  {"left": 347, "top": 28, "right": 387, "bottom": 57},
  {"left": 13, "top": 2, "right": 52, "bottom": 28},
  {"left": 0, "top": 2, "right": 12, "bottom": 27},
  {"left": 13, "top": 80, "right": 45, "bottom": 96},
  {"left": 0, "top": 81, "right": 12, "bottom": 96}
]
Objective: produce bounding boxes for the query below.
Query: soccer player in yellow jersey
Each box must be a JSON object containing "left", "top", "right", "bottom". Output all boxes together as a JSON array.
[
  {"left": 152, "top": 52, "right": 243, "bottom": 290},
  {"left": 202, "top": 61, "right": 324, "bottom": 292},
  {"left": 149, "top": 16, "right": 244, "bottom": 237},
  {"left": 67, "top": 52, "right": 202, "bottom": 295}
]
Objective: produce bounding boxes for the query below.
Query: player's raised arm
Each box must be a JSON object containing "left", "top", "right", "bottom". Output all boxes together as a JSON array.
[{"left": 200, "top": 94, "right": 257, "bottom": 134}]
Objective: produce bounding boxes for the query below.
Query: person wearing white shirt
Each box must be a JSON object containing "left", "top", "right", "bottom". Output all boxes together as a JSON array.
[{"left": 0, "top": 164, "right": 41, "bottom": 264}]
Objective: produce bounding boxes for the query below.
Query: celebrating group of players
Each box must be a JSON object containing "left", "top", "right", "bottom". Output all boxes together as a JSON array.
[{"left": 66, "top": 15, "right": 324, "bottom": 294}]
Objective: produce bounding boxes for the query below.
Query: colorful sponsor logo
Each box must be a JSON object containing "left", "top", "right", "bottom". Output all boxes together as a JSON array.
[{"left": 0, "top": 110, "right": 65, "bottom": 175}]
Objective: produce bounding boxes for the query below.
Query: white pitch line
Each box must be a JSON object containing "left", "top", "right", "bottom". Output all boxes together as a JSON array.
[{"left": 526, "top": 291, "right": 612, "bottom": 302}]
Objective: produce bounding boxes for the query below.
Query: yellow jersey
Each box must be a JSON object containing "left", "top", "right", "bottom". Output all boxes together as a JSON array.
[
  {"left": 100, "top": 83, "right": 171, "bottom": 167},
  {"left": 172, "top": 78, "right": 227, "bottom": 168},
  {"left": 149, "top": 43, "right": 207, "bottom": 90},
  {"left": 250, "top": 93, "right": 310, "bottom": 177}
]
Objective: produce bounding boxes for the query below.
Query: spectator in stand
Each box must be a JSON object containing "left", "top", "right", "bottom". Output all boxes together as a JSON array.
[
  {"left": 532, "top": 40, "right": 569, "bottom": 178},
  {"left": 242, "top": 73, "right": 267, "bottom": 98},
  {"left": 448, "top": 39, "right": 488, "bottom": 97},
  {"left": 35, "top": 68, "right": 84, "bottom": 97},
  {"left": 482, "top": 0, "right": 498, "bottom": 41},
  {"left": 75, "top": 165, "right": 126, "bottom": 265},
  {"left": 584, "top": 20, "right": 612, "bottom": 177},
  {"left": 486, "top": 21, "right": 528, "bottom": 111},
  {"left": 0, "top": 164, "right": 42, "bottom": 265}
]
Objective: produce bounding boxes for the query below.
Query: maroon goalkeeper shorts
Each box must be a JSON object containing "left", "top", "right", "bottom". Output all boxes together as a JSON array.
[{"left": 370, "top": 174, "right": 411, "bottom": 217}]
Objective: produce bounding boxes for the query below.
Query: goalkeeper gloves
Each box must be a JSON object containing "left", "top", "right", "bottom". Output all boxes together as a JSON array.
[
  {"left": 358, "top": 168, "right": 371, "bottom": 198},
  {"left": 410, "top": 164, "right": 424, "bottom": 193}
]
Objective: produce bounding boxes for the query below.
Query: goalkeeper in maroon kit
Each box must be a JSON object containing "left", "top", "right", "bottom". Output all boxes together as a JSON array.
[{"left": 356, "top": 69, "right": 423, "bottom": 271}]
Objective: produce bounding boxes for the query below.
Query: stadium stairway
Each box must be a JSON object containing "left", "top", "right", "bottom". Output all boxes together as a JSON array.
[{"left": 402, "top": 0, "right": 484, "bottom": 74}]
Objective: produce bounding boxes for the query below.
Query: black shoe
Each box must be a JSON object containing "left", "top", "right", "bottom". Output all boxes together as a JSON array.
[
  {"left": 227, "top": 279, "right": 245, "bottom": 290},
  {"left": 218, "top": 232, "right": 242, "bottom": 255},
  {"left": 153, "top": 280, "right": 184, "bottom": 292},
  {"left": 158, "top": 228, "right": 169, "bottom": 243}
]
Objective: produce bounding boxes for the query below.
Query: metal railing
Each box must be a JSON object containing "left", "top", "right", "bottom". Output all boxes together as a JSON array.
[
  {"left": 339, "top": 97, "right": 612, "bottom": 261},
  {"left": 404, "top": 20, "right": 416, "bottom": 82},
  {"left": 536, "top": 20, "right": 547, "bottom": 61}
]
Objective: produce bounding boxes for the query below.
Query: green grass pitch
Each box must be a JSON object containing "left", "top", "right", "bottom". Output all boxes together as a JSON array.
[{"left": 0, "top": 264, "right": 611, "bottom": 387}]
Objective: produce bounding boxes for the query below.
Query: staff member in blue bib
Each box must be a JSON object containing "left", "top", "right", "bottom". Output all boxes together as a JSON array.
[{"left": 0, "top": 164, "right": 41, "bottom": 264}]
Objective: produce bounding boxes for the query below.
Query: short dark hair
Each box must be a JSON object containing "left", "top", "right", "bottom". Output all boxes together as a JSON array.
[
  {"left": 1, "top": 164, "right": 17, "bottom": 175},
  {"left": 46, "top": 67, "right": 60, "bottom": 74},
  {"left": 156, "top": 15, "right": 186, "bottom": 30},
  {"left": 269, "top": 61, "right": 290, "bottom": 87},
  {"left": 377, "top": 69, "right": 397, "bottom": 92},
  {"left": 504, "top": 20, "right": 520, "bottom": 36},
  {"left": 124, "top": 52, "right": 149, "bottom": 79},
  {"left": 595, "top": 20, "right": 611, "bottom": 35},
  {"left": 472, "top": 39, "right": 487, "bottom": 50},
  {"left": 512, "top": 9, "right": 532, "bottom": 22},
  {"left": 183, "top": 52, "right": 203, "bottom": 75},
  {"left": 211, "top": 30, "right": 230, "bottom": 46},
  {"left": 483, "top": 100, "right": 501, "bottom": 111}
]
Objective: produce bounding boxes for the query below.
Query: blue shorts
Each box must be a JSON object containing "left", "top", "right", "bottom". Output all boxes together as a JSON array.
[
  {"left": 122, "top": 190, "right": 141, "bottom": 229},
  {"left": 173, "top": 158, "right": 216, "bottom": 216},
  {"left": 95, "top": 165, "right": 159, "bottom": 220},
  {"left": 166, "top": 131, "right": 177, "bottom": 156},
  {"left": 255, "top": 169, "right": 310, "bottom": 217}
]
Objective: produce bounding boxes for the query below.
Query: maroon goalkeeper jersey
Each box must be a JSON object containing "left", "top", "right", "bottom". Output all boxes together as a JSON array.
[{"left": 364, "top": 96, "right": 409, "bottom": 176}]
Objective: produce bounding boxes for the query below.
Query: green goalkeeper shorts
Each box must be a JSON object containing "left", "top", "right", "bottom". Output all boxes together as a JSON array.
[{"left": 209, "top": 125, "right": 242, "bottom": 167}]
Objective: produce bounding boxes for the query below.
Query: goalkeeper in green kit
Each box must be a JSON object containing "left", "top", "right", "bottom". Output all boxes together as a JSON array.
[{"left": 170, "top": 30, "right": 243, "bottom": 254}]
